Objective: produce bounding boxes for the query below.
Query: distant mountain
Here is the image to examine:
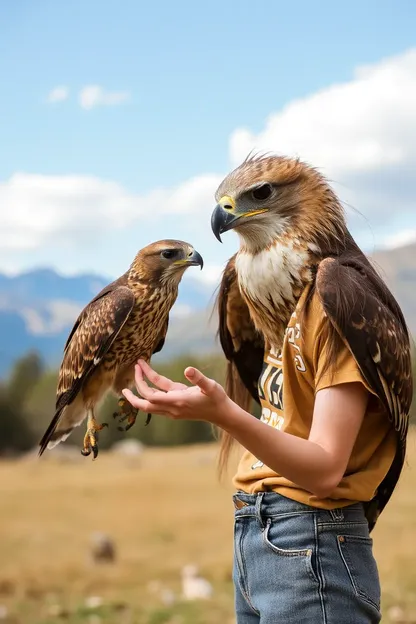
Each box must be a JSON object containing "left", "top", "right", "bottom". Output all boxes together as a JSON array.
[
  {"left": 0, "top": 268, "right": 216, "bottom": 377},
  {"left": 1, "top": 242, "right": 415, "bottom": 377},
  {"left": 371, "top": 242, "right": 416, "bottom": 336},
  {"left": 0, "top": 268, "right": 108, "bottom": 302}
]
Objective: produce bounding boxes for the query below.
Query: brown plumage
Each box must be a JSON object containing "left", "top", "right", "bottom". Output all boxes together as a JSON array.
[
  {"left": 215, "top": 254, "right": 264, "bottom": 465},
  {"left": 211, "top": 154, "right": 413, "bottom": 530},
  {"left": 38, "top": 240, "right": 203, "bottom": 459}
]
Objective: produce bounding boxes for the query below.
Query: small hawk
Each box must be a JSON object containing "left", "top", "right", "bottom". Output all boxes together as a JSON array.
[{"left": 38, "top": 239, "right": 203, "bottom": 459}]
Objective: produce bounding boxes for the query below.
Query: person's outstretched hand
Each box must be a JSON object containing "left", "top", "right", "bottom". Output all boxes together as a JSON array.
[{"left": 122, "top": 359, "right": 229, "bottom": 424}]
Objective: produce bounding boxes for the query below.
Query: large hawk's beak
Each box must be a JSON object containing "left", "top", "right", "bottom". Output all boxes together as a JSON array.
[
  {"left": 211, "top": 196, "right": 240, "bottom": 243},
  {"left": 211, "top": 195, "right": 269, "bottom": 242}
]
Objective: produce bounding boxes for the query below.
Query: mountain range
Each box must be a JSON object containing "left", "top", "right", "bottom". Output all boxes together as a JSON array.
[
  {"left": 0, "top": 267, "right": 218, "bottom": 377},
  {"left": 1, "top": 241, "right": 415, "bottom": 377}
]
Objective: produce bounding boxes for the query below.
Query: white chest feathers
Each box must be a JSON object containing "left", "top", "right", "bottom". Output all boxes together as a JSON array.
[{"left": 235, "top": 241, "right": 310, "bottom": 311}]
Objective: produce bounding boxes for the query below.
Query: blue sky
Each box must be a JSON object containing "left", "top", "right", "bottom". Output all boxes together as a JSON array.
[{"left": 1, "top": 0, "right": 416, "bottom": 283}]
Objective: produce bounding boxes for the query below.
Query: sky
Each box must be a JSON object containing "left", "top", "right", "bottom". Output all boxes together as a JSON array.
[{"left": 1, "top": 0, "right": 416, "bottom": 286}]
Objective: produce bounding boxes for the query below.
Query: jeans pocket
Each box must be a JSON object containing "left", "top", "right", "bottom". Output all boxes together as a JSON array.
[
  {"left": 337, "top": 533, "right": 381, "bottom": 611},
  {"left": 263, "top": 517, "right": 318, "bottom": 584}
]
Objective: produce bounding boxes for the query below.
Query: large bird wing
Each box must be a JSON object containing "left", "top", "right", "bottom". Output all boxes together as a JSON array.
[
  {"left": 316, "top": 256, "right": 413, "bottom": 529},
  {"left": 39, "top": 284, "right": 135, "bottom": 454},
  {"left": 216, "top": 254, "right": 264, "bottom": 411},
  {"left": 61, "top": 278, "right": 128, "bottom": 354}
]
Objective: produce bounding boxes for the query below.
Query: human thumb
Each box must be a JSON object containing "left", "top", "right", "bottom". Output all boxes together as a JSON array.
[{"left": 184, "top": 367, "right": 216, "bottom": 394}]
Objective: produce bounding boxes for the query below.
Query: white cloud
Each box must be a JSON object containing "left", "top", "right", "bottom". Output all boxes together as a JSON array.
[
  {"left": 46, "top": 86, "right": 69, "bottom": 103},
  {"left": 3, "top": 48, "right": 416, "bottom": 281},
  {"left": 194, "top": 265, "right": 225, "bottom": 286},
  {"left": 381, "top": 229, "right": 416, "bottom": 249},
  {"left": 229, "top": 48, "right": 416, "bottom": 230},
  {"left": 0, "top": 171, "right": 222, "bottom": 262},
  {"left": 78, "top": 85, "right": 130, "bottom": 110}
]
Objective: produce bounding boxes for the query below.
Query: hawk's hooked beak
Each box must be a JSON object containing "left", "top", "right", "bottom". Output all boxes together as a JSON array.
[
  {"left": 174, "top": 249, "right": 204, "bottom": 270},
  {"left": 211, "top": 200, "right": 239, "bottom": 243},
  {"left": 187, "top": 249, "right": 204, "bottom": 270},
  {"left": 211, "top": 195, "right": 269, "bottom": 242}
]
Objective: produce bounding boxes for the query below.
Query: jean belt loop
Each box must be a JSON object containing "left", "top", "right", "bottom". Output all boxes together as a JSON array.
[
  {"left": 329, "top": 507, "right": 344, "bottom": 521},
  {"left": 255, "top": 492, "right": 265, "bottom": 528}
]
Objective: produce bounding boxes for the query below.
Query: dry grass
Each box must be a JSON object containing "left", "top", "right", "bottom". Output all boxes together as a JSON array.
[{"left": 0, "top": 432, "right": 415, "bottom": 623}]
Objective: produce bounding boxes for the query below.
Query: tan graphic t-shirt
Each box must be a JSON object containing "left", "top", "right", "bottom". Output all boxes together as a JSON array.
[{"left": 233, "top": 284, "right": 398, "bottom": 509}]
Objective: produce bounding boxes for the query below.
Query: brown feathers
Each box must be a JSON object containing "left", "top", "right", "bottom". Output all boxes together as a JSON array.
[
  {"left": 39, "top": 283, "right": 135, "bottom": 455},
  {"left": 315, "top": 252, "right": 413, "bottom": 529},
  {"left": 216, "top": 254, "right": 264, "bottom": 402},
  {"left": 57, "top": 284, "right": 135, "bottom": 404},
  {"left": 214, "top": 254, "right": 264, "bottom": 476}
]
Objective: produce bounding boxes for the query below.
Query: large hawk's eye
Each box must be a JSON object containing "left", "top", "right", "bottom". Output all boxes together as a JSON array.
[
  {"left": 251, "top": 183, "right": 273, "bottom": 201},
  {"left": 161, "top": 249, "right": 176, "bottom": 260}
]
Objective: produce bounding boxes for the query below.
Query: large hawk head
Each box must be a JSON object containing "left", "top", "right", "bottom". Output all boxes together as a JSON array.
[{"left": 211, "top": 155, "right": 346, "bottom": 256}]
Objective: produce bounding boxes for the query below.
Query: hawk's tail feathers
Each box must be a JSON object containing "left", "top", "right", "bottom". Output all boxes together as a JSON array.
[
  {"left": 38, "top": 407, "right": 65, "bottom": 456},
  {"left": 46, "top": 431, "right": 73, "bottom": 450},
  {"left": 38, "top": 400, "right": 86, "bottom": 457}
]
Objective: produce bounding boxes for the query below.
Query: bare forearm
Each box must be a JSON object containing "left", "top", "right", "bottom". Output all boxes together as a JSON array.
[
  {"left": 124, "top": 362, "right": 366, "bottom": 498},
  {"left": 216, "top": 398, "right": 340, "bottom": 498}
]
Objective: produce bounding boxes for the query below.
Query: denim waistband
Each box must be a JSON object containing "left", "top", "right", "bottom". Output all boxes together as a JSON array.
[{"left": 233, "top": 491, "right": 366, "bottom": 525}]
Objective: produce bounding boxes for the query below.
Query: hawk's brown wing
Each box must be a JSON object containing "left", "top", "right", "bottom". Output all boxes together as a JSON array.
[
  {"left": 61, "top": 278, "right": 128, "bottom": 354},
  {"left": 39, "top": 284, "right": 135, "bottom": 454},
  {"left": 216, "top": 254, "right": 264, "bottom": 410},
  {"left": 214, "top": 255, "right": 264, "bottom": 474},
  {"left": 316, "top": 256, "right": 413, "bottom": 530}
]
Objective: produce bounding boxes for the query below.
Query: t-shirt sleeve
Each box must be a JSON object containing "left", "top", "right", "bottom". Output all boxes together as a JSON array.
[{"left": 312, "top": 313, "right": 374, "bottom": 396}]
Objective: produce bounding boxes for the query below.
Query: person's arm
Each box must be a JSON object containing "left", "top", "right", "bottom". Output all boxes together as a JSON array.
[
  {"left": 123, "top": 361, "right": 368, "bottom": 499},
  {"left": 214, "top": 381, "right": 367, "bottom": 498}
]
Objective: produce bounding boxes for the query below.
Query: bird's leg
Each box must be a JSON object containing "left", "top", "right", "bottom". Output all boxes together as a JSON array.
[
  {"left": 112, "top": 396, "right": 152, "bottom": 431},
  {"left": 81, "top": 409, "right": 108, "bottom": 460}
]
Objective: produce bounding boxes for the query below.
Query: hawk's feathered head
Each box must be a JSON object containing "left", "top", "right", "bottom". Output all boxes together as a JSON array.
[
  {"left": 211, "top": 155, "right": 346, "bottom": 256},
  {"left": 130, "top": 239, "right": 204, "bottom": 285}
]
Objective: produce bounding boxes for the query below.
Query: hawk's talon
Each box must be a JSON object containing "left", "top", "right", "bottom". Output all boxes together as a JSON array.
[
  {"left": 117, "top": 412, "right": 137, "bottom": 432},
  {"left": 117, "top": 413, "right": 130, "bottom": 423},
  {"left": 113, "top": 396, "right": 139, "bottom": 432},
  {"left": 81, "top": 414, "right": 107, "bottom": 460},
  {"left": 145, "top": 413, "right": 152, "bottom": 426},
  {"left": 124, "top": 420, "right": 135, "bottom": 432}
]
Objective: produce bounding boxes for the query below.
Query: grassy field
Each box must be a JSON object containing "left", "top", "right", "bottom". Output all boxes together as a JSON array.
[{"left": 0, "top": 433, "right": 416, "bottom": 624}]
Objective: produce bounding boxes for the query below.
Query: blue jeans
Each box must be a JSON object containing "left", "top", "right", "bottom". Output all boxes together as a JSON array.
[{"left": 233, "top": 491, "right": 381, "bottom": 623}]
